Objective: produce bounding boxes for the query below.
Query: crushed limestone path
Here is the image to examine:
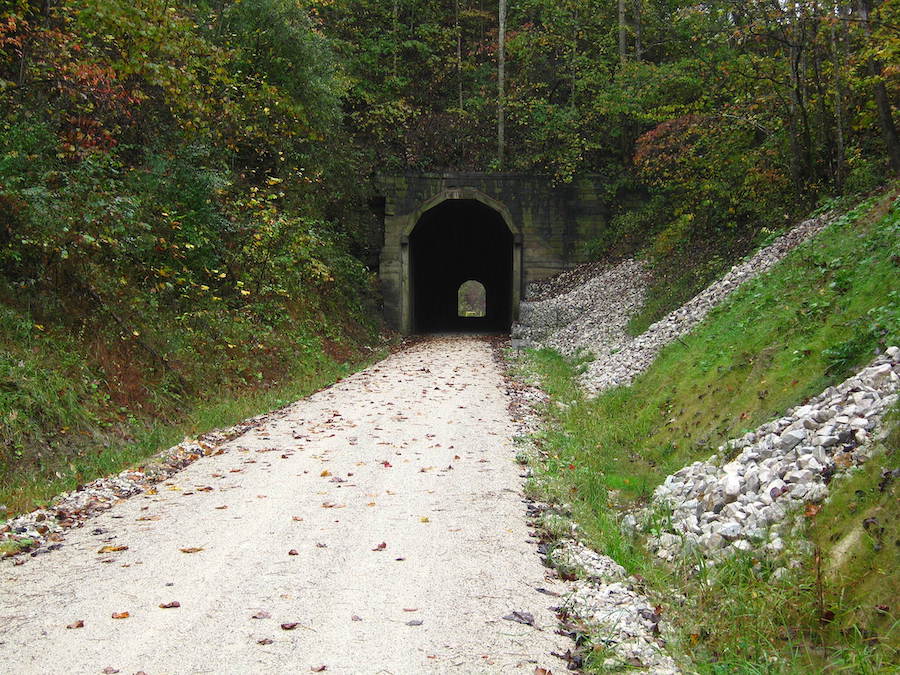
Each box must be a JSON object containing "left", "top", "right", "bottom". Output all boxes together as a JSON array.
[{"left": 0, "top": 337, "right": 566, "bottom": 674}]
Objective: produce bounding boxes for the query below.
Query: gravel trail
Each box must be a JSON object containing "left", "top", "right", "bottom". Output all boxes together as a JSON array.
[{"left": 0, "top": 337, "right": 566, "bottom": 674}]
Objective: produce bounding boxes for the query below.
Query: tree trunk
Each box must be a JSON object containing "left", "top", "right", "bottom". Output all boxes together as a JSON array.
[
  {"left": 857, "top": 0, "right": 900, "bottom": 172},
  {"left": 829, "top": 0, "right": 847, "bottom": 190},
  {"left": 618, "top": 0, "right": 627, "bottom": 64},
  {"left": 392, "top": 0, "right": 399, "bottom": 80},
  {"left": 497, "top": 0, "right": 506, "bottom": 169},
  {"left": 456, "top": 0, "right": 463, "bottom": 109},
  {"left": 633, "top": 0, "right": 642, "bottom": 61}
]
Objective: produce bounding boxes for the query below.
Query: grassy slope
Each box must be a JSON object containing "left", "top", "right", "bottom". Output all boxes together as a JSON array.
[
  {"left": 0, "top": 296, "right": 386, "bottom": 517},
  {"left": 523, "top": 185, "right": 899, "bottom": 671}
]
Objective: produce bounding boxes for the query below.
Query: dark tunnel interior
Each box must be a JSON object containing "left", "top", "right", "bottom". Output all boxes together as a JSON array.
[{"left": 410, "top": 200, "right": 513, "bottom": 333}]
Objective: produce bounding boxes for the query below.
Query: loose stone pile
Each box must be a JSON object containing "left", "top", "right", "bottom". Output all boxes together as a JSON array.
[
  {"left": 650, "top": 347, "right": 899, "bottom": 563},
  {"left": 512, "top": 258, "right": 650, "bottom": 358},
  {"left": 579, "top": 215, "right": 832, "bottom": 392},
  {"left": 0, "top": 416, "right": 265, "bottom": 557},
  {"left": 550, "top": 540, "right": 680, "bottom": 673}
]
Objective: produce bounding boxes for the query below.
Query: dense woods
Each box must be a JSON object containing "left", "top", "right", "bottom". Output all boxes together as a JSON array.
[{"left": 0, "top": 0, "right": 896, "bottom": 501}]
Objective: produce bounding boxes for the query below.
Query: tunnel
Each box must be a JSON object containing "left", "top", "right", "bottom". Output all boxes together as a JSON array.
[{"left": 409, "top": 199, "right": 514, "bottom": 333}]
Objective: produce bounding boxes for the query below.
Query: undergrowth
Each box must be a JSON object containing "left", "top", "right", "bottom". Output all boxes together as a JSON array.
[{"left": 520, "top": 186, "right": 900, "bottom": 671}]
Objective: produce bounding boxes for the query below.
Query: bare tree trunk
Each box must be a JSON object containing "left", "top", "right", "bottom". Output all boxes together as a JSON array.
[
  {"left": 829, "top": 0, "right": 847, "bottom": 190},
  {"left": 497, "top": 0, "right": 507, "bottom": 168},
  {"left": 392, "top": 0, "right": 399, "bottom": 80},
  {"left": 633, "top": 0, "right": 642, "bottom": 60},
  {"left": 456, "top": 0, "right": 463, "bottom": 109},
  {"left": 857, "top": 0, "right": 900, "bottom": 172},
  {"left": 618, "top": 0, "right": 627, "bottom": 64}
]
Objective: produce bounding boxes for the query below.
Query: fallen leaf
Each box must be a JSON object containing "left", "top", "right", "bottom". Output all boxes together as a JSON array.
[
  {"left": 252, "top": 611, "right": 271, "bottom": 619},
  {"left": 534, "top": 668, "right": 553, "bottom": 675},
  {"left": 351, "top": 615, "right": 362, "bottom": 622},
  {"left": 310, "top": 666, "right": 327, "bottom": 673},
  {"left": 402, "top": 608, "right": 418, "bottom": 612},
  {"left": 320, "top": 470, "right": 331, "bottom": 477},
  {"left": 215, "top": 505, "right": 228, "bottom": 510},
  {"left": 258, "top": 638, "right": 274, "bottom": 645},
  {"left": 146, "top": 488, "right": 158, "bottom": 495},
  {"left": 316, "top": 542, "right": 327, "bottom": 548},
  {"left": 503, "top": 611, "right": 535, "bottom": 626},
  {"left": 406, "top": 619, "right": 423, "bottom": 626},
  {"left": 111, "top": 612, "right": 130, "bottom": 619},
  {"left": 292, "top": 516, "right": 304, "bottom": 521},
  {"left": 281, "top": 622, "right": 299, "bottom": 630},
  {"left": 372, "top": 542, "right": 387, "bottom": 551},
  {"left": 419, "top": 517, "right": 430, "bottom": 523},
  {"left": 366, "top": 502, "right": 376, "bottom": 507},
  {"left": 66, "top": 620, "right": 84, "bottom": 629},
  {"left": 288, "top": 549, "right": 299, "bottom": 556},
  {"left": 159, "top": 601, "right": 180, "bottom": 609},
  {"left": 179, "top": 547, "right": 204, "bottom": 554},
  {"left": 136, "top": 516, "right": 160, "bottom": 521},
  {"left": 101, "top": 668, "right": 120, "bottom": 674},
  {"left": 97, "top": 545, "right": 128, "bottom": 554},
  {"left": 381, "top": 461, "right": 392, "bottom": 468},
  {"left": 804, "top": 503, "right": 822, "bottom": 518}
]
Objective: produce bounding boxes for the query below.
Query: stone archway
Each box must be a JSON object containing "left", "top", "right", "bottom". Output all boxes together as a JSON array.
[{"left": 398, "top": 188, "right": 522, "bottom": 334}]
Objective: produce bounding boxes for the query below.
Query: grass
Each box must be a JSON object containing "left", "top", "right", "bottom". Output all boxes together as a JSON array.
[
  {"left": 518, "top": 185, "right": 900, "bottom": 671},
  {"left": 0, "top": 328, "right": 386, "bottom": 518}
]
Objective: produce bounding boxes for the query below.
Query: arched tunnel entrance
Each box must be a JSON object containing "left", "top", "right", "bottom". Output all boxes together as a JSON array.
[{"left": 408, "top": 199, "right": 515, "bottom": 333}]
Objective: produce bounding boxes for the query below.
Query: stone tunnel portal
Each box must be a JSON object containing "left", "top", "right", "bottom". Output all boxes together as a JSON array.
[{"left": 410, "top": 199, "right": 514, "bottom": 333}]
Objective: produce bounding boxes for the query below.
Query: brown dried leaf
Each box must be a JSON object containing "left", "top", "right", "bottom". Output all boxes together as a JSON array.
[
  {"left": 534, "top": 668, "right": 553, "bottom": 675},
  {"left": 310, "top": 666, "right": 327, "bottom": 673},
  {"left": 66, "top": 620, "right": 84, "bottom": 629},
  {"left": 258, "top": 638, "right": 274, "bottom": 645},
  {"left": 320, "top": 470, "right": 331, "bottom": 477},
  {"left": 97, "top": 545, "right": 128, "bottom": 554},
  {"left": 372, "top": 542, "right": 387, "bottom": 551},
  {"left": 351, "top": 615, "right": 362, "bottom": 622},
  {"left": 288, "top": 549, "right": 299, "bottom": 556},
  {"left": 111, "top": 612, "right": 130, "bottom": 619},
  {"left": 136, "top": 516, "right": 160, "bottom": 521},
  {"left": 179, "top": 547, "right": 204, "bottom": 554},
  {"left": 292, "top": 516, "right": 304, "bottom": 522},
  {"left": 101, "top": 668, "right": 120, "bottom": 674},
  {"left": 252, "top": 611, "right": 271, "bottom": 619},
  {"left": 159, "top": 601, "right": 180, "bottom": 609},
  {"left": 281, "top": 622, "right": 299, "bottom": 630}
]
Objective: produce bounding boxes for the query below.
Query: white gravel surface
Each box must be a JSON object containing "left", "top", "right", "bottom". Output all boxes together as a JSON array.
[{"left": 0, "top": 337, "right": 567, "bottom": 674}]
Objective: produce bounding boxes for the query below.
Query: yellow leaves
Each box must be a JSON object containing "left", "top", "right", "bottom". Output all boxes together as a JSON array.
[
  {"left": 97, "top": 545, "right": 128, "bottom": 553},
  {"left": 419, "top": 517, "right": 430, "bottom": 523}
]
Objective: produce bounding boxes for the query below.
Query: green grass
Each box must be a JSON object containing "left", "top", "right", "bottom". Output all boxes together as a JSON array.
[
  {"left": 0, "top": 329, "right": 385, "bottom": 517},
  {"left": 520, "top": 185, "right": 900, "bottom": 671}
]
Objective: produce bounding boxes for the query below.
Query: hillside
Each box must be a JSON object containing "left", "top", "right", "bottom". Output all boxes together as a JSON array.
[
  {"left": 0, "top": 0, "right": 386, "bottom": 516},
  {"left": 515, "top": 185, "right": 899, "bottom": 671}
]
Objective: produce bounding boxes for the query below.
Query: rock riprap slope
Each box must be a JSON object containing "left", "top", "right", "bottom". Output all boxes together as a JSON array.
[
  {"left": 513, "top": 214, "right": 833, "bottom": 393},
  {"left": 513, "top": 258, "right": 650, "bottom": 358},
  {"left": 0, "top": 337, "right": 567, "bottom": 674},
  {"left": 581, "top": 215, "right": 832, "bottom": 392},
  {"left": 649, "top": 348, "right": 899, "bottom": 563}
]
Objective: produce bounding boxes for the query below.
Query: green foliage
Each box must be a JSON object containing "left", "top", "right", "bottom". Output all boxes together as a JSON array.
[{"left": 0, "top": 0, "right": 383, "bottom": 515}]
